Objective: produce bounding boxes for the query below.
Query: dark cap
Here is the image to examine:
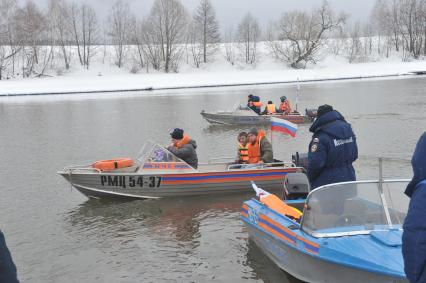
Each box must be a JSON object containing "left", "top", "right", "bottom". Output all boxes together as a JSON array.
[
  {"left": 317, "top": 104, "right": 333, "bottom": 118},
  {"left": 268, "top": 100, "right": 273, "bottom": 104},
  {"left": 248, "top": 94, "right": 253, "bottom": 98},
  {"left": 248, "top": 128, "right": 258, "bottom": 136},
  {"left": 170, "top": 128, "right": 184, "bottom": 139}
]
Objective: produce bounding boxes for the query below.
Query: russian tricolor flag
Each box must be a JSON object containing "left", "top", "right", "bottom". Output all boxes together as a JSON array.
[{"left": 270, "top": 117, "right": 298, "bottom": 137}]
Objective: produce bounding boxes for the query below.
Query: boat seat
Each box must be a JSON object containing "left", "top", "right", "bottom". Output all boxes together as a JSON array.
[
  {"left": 366, "top": 211, "right": 387, "bottom": 224},
  {"left": 343, "top": 198, "right": 368, "bottom": 223},
  {"left": 344, "top": 198, "right": 389, "bottom": 226},
  {"left": 302, "top": 199, "right": 339, "bottom": 232}
]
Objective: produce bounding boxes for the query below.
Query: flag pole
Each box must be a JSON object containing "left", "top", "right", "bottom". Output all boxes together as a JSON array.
[{"left": 296, "top": 77, "right": 300, "bottom": 112}]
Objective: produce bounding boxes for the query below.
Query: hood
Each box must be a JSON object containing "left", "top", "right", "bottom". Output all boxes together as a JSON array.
[
  {"left": 309, "top": 110, "right": 354, "bottom": 139},
  {"left": 187, "top": 139, "right": 197, "bottom": 149},
  {"left": 405, "top": 132, "right": 426, "bottom": 197},
  {"left": 176, "top": 135, "right": 197, "bottom": 149}
]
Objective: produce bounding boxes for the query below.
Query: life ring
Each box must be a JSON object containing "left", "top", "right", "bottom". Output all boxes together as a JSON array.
[{"left": 92, "top": 158, "right": 134, "bottom": 171}]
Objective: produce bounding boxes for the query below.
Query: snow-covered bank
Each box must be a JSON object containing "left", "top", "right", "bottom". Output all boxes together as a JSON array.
[{"left": 0, "top": 60, "right": 425, "bottom": 96}]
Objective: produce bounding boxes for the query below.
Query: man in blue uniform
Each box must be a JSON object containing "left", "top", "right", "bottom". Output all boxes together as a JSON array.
[
  {"left": 403, "top": 132, "right": 426, "bottom": 283},
  {"left": 0, "top": 230, "right": 19, "bottom": 283},
  {"left": 307, "top": 105, "right": 358, "bottom": 189}
]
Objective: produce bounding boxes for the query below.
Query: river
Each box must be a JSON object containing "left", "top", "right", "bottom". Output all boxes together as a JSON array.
[{"left": 0, "top": 76, "right": 425, "bottom": 282}]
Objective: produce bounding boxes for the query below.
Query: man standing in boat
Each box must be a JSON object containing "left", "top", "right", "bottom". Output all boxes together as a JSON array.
[
  {"left": 403, "top": 132, "right": 426, "bottom": 283},
  {"left": 167, "top": 128, "right": 198, "bottom": 169},
  {"left": 0, "top": 230, "right": 19, "bottom": 283},
  {"left": 247, "top": 128, "right": 273, "bottom": 164},
  {"left": 307, "top": 105, "right": 358, "bottom": 189}
]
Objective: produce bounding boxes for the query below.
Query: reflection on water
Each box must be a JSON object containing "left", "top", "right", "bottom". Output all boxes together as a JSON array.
[
  {"left": 65, "top": 195, "right": 247, "bottom": 245},
  {"left": 0, "top": 77, "right": 425, "bottom": 282},
  {"left": 63, "top": 194, "right": 255, "bottom": 282},
  {"left": 245, "top": 240, "right": 305, "bottom": 283}
]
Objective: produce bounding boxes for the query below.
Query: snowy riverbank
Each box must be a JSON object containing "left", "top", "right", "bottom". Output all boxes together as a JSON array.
[{"left": 1, "top": 52, "right": 426, "bottom": 96}]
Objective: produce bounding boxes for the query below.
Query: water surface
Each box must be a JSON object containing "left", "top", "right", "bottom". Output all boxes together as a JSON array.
[{"left": 0, "top": 77, "right": 425, "bottom": 282}]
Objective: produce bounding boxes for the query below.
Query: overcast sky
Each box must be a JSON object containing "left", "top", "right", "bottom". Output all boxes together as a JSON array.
[{"left": 31, "top": 0, "right": 376, "bottom": 29}]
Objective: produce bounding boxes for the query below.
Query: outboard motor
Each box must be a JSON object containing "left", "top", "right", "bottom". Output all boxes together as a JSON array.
[
  {"left": 283, "top": 172, "right": 311, "bottom": 200},
  {"left": 292, "top": 152, "right": 309, "bottom": 172},
  {"left": 305, "top": 108, "right": 317, "bottom": 121}
]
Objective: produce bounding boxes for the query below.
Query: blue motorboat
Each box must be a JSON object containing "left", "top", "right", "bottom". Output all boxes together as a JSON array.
[{"left": 242, "top": 179, "right": 410, "bottom": 283}]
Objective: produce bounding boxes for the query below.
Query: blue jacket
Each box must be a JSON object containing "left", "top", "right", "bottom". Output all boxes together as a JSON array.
[
  {"left": 0, "top": 231, "right": 19, "bottom": 283},
  {"left": 403, "top": 132, "right": 426, "bottom": 283},
  {"left": 307, "top": 110, "right": 358, "bottom": 189}
]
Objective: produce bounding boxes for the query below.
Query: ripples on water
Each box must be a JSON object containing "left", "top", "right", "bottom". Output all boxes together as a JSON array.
[{"left": 0, "top": 77, "right": 425, "bottom": 282}]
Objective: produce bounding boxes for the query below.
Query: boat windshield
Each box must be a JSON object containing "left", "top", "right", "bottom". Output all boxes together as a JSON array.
[
  {"left": 232, "top": 103, "right": 252, "bottom": 112},
  {"left": 301, "top": 180, "right": 410, "bottom": 238},
  {"left": 135, "top": 141, "right": 197, "bottom": 172}
]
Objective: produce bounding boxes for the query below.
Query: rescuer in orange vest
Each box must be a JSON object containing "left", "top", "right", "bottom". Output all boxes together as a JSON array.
[
  {"left": 279, "top": 96, "right": 292, "bottom": 115},
  {"left": 247, "top": 128, "right": 274, "bottom": 164},
  {"left": 236, "top": 132, "right": 249, "bottom": 164},
  {"left": 262, "top": 100, "right": 277, "bottom": 115}
]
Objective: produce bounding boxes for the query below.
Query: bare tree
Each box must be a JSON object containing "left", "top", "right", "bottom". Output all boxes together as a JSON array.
[
  {"left": 398, "top": 0, "right": 425, "bottom": 58},
  {"left": 268, "top": 1, "right": 346, "bottom": 68},
  {"left": 363, "top": 23, "right": 374, "bottom": 56},
  {"left": 347, "top": 22, "right": 363, "bottom": 63},
  {"left": 70, "top": 2, "right": 99, "bottom": 69},
  {"left": 139, "top": 18, "right": 162, "bottom": 71},
  {"left": 70, "top": 2, "right": 83, "bottom": 65},
  {"left": 14, "top": 0, "right": 45, "bottom": 76},
  {"left": 108, "top": 0, "right": 132, "bottom": 68},
  {"left": 192, "top": 0, "right": 220, "bottom": 64},
  {"left": 187, "top": 21, "right": 203, "bottom": 67},
  {"left": 237, "top": 13, "right": 260, "bottom": 65},
  {"left": 328, "top": 27, "right": 347, "bottom": 56},
  {"left": 224, "top": 27, "right": 236, "bottom": 65},
  {"left": 47, "top": 0, "right": 72, "bottom": 70},
  {"left": 145, "top": 0, "right": 189, "bottom": 73},
  {"left": 81, "top": 4, "right": 98, "bottom": 68},
  {"left": 130, "top": 18, "right": 145, "bottom": 72},
  {"left": 0, "top": 0, "right": 21, "bottom": 79},
  {"left": 371, "top": 0, "right": 393, "bottom": 54}
]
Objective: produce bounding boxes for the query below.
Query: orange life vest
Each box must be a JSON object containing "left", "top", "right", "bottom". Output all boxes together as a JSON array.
[
  {"left": 238, "top": 143, "right": 249, "bottom": 163},
  {"left": 266, "top": 104, "right": 276, "bottom": 114},
  {"left": 92, "top": 158, "right": 134, "bottom": 171},
  {"left": 280, "top": 101, "right": 292, "bottom": 114},
  {"left": 252, "top": 101, "right": 263, "bottom": 107},
  {"left": 176, "top": 134, "right": 191, "bottom": 148},
  {"left": 247, "top": 130, "right": 266, "bottom": 164},
  {"left": 260, "top": 194, "right": 302, "bottom": 222}
]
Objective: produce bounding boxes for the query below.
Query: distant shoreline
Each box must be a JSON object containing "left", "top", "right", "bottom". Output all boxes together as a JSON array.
[
  {"left": 0, "top": 73, "right": 422, "bottom": 97},
  {"left": 0, "top": 60, "right": 425, "bottom": 97}
]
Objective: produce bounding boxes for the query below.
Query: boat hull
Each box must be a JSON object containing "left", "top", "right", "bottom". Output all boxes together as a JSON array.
[
  {"left": 201, "top": 111, "right": 310, "bottom": 125},
  {"left": 244, "top": 221, "right": 407, "bottom": 283},
  {"left": 59, "top": 167, "right": 300, "bottom": 199}
]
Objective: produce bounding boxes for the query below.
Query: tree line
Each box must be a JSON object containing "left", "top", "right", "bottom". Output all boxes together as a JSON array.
[{"left": 0, "top": 0, "right": 425, "bottom": 80}]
